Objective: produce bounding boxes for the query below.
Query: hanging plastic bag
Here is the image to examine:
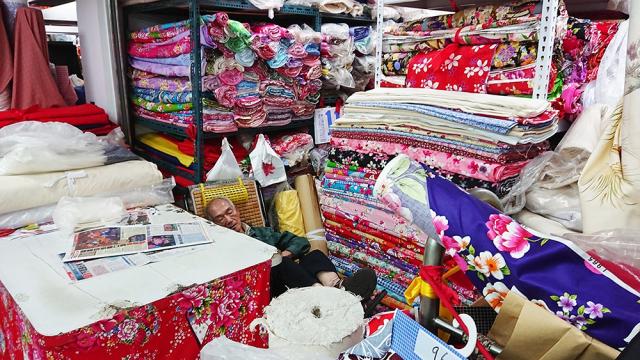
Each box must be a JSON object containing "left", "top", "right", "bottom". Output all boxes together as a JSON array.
[
  {"left": 250, "top": 134, "right": 286, "bottom": 187},
  {"left": 206, "top": 137, "right": 243, "bottom": 182}
]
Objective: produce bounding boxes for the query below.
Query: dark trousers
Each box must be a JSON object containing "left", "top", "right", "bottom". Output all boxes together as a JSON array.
[{"left": 270, "top": 250, "right": 337, "bottom": 298}]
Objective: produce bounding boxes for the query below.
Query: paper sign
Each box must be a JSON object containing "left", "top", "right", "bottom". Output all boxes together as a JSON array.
[
  {"left": 391, "top": 310, "right": 473, "bottom": 360},
  {"left": 314, "top": 107, "right": 340, "bottom": 144},
  {"left": 187, "top": 310, "right": 212, "bottom": 344},
  {"left": 414, "top": 329, "right": 466, "bottom": 360}
]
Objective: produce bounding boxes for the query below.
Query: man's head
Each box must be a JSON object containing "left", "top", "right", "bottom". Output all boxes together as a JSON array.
[{"left": 205, "top": 197, "right": 243, "bottom": 233}]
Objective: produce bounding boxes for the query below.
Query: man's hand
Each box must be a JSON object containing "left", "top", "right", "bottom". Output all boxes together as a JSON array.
[{"left": 281, "top": 250, "right": 294, "bottom": 258}]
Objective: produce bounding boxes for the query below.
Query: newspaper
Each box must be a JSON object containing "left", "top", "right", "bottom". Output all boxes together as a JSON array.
[
  {"left": 62, "top": 222, "right": 212, "bottom": 262},
  {"left": 60, "top": 247, "right": 201, "bottom": 281},
  {"left": 61, "top": 253, "right": 151, "bottom": 281}
]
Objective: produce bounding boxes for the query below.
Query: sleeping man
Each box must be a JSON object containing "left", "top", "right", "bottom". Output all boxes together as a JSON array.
[{"left": 205, "top": 197, "right": 377, "bottom": 300}]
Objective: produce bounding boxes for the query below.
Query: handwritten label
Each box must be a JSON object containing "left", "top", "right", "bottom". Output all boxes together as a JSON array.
[
  {"left": 414, "top": 330, "right": 466, "bottom": 360},
  {"left": 314, "top": 107, "right": 340, "bottom": 144}
]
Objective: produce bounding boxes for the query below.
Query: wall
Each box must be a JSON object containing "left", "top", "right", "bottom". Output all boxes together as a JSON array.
[{"left": 76, "top": 0, "right": 121, "bottom": 123}]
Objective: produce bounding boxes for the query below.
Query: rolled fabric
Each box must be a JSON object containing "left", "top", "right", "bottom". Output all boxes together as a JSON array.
[
  {"left": 274, "top": 189, "right": 305, "bottom": 237},
  {"left": 251, "top": 287, "right": 364, "bottom": 359},
  {"left": 0, "top": 160, "right": 163, "bottom": 215},
  {"left": 295, "top": 175, "right": 328, "bottom": 255}
]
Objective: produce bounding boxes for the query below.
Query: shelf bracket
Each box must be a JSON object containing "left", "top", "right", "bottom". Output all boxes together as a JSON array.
[
  {"left": 374, "top": 0, "right": 385, "bottom": 88},
  {"left": 532, "top": 0, "right": 559, "bottom": 100}
]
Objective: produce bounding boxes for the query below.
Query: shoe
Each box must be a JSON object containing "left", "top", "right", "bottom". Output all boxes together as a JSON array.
[
  {"left": 364, "top": 290, "right": 387, "bottom": 318},
  {"left": 341, "top": 268, "right": 377, "bottom": 301}
]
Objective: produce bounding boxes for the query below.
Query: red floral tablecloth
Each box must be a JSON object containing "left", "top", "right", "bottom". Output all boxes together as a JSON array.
[{"left": 0, "top": 260, "right": 270, "bottom": 360}]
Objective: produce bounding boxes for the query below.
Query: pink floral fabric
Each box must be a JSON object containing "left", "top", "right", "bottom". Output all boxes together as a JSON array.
[
  {"left": 330, "top": 136, "right": 529, "bottom": 182},
  {"left": 128, "top": 31, "right": 192, "bottom": 59}
]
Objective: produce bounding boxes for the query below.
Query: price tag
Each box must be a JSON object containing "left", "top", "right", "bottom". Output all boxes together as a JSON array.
[
  {"left": 414, "top": 329, "right": 466, "bottom": 360},
  {"left": 314, "top": 107, "right": 340, "bottom": 144},
  {"left": 391, "top": 311, "right": 475, "bottom": 360}
]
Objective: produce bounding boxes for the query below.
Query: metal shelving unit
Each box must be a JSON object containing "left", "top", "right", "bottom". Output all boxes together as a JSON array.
[
  {"left": 120, "top": 0, "right": 320, "bottom": 185},
  {"left": 319, "top": 12, "right": 375, "bottom": 25},
  {"left": 374, "top": 0, "right": 613, "bottom": 99},
  {"left": 374, "top": 0, "right": 567, "bottom": 97}
]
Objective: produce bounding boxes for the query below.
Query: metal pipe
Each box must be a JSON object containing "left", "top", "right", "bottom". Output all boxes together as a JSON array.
[
  {"left": 419, "top": 236, "right": 444, "bottom": 332},
  {"left": 432, "top": 317, "right": 504, "bottom": 357}
]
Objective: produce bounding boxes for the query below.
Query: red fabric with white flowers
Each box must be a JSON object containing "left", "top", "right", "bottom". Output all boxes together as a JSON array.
[{"left": 406, "top": 44, "right": 497, "bottom": 93}]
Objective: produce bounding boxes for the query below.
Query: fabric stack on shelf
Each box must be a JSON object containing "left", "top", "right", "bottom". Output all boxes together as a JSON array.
[
  {"left": 350, "top": 25, "right": 376, "bottom": 91},
  {"left": 395, "top": 0, "right": 553, "bottom": 96},
  {"left": 0, "top": 104, "right": 115, "bottom": 135},
  {"left": 284, "top": 0, "right": 372, "bottom": 18},
  {"left": 321, "top": 23, "right": 355, "bottom": 90},
  {"left": 320, "top": 23, "right": 375, "bottom": 103},
  {"left": 334, "top": 88, "right": 557, "bottom": 198},
  {"left": 201, "top": 14, "right": 322, "bottom": 129},
  {"left": 382, "top": 0, "right": 622, "bottom": 123},
  {"left": 128, "top": 14, "right": 323, "bottom": 133},
  {"left": 137, "top": 133, "right": 249, "bottom": 187},
  {"left": 555, "top": 17, "right": 620, "bottom": 121},
  {"left": 319, "top": 148, "right": 427, "bottom": 310},
  {"left": 127, "top": 20, "right": 217, "bottom": 131}
]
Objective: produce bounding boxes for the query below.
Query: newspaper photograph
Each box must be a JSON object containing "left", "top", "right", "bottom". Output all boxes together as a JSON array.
[
  {"left": 60, "top": 253, "right": 151, "bottom": 281},
  {"left": 63, "top": 222, "right": 212, "bottom": 262},
  {"left": 60, "top": 246, "right": 204, "bottom": 281}
]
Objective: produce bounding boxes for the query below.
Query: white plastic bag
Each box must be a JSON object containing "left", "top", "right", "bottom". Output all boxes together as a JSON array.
[
  {"left": 200, "top": 336, "right": 285, "bottom": 360},
  {"left": 52, "top": 196, "right": 126, "bottom": 233},
  {"left": 206, "top": 137, "right": 243, "bottom": 182},
  {"left": 250, "top": 134, "right": 287, "bottom": 187},
  {"left": 0, "top": 121, "right": 107, "bottom": 175}
]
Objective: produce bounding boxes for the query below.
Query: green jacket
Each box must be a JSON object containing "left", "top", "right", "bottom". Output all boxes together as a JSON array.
[{"left": 247, "top": 226, "right": 310, "bottom": 258}]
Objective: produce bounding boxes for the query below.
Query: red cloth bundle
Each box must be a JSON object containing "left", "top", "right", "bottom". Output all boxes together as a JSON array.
[{"left": 0, "top": 104, "right": 112, "bottom": 135}]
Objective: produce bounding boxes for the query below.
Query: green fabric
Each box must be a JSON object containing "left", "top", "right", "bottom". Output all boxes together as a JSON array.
[
  {"left": 248, "top": 226, "right": 310, "bottom": 257},
  {"left": 131, "top": 96, "right": 192, "bottom": 112}
]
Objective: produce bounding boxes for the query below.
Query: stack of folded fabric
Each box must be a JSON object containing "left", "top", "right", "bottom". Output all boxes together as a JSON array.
[
  {"left": 127, "top": 20, "right": 217, "bottom": 130},
  {"left": 288, "top": 24, "right": 324, "bottom": 121},
  {"left": 129, "top": 14, "right": 323, "bottom": 133},
  {"left": 321, "top": 23, "right": 355, "bottom": 90},
  {"left": 284, "top": 0, "right": 370, "bottom": 17},
  {"left": 0, "top": 104, "right": 115, "bottom": 135},
  {"left": 202, "top": 15, "right": 322, "bottom": 128},
  {"left": 350, "top": 25, "right": 375, "bottom": 91},
  {"left": 321, "top": 87, "right": 558, "bottom": 310},
  {"left": 320, "top": 146, "right": 427, "bottom": 310},
  {"left": 554, "top": 17, "right": 620, "bottom": 121},
  {"left": 382, "top": 0, "right": 622, "bottom": 123},
  {"left": 137, "top": 132, "right": 249, "bottom": 187},
  {"left": 334, "top": 88, "right": 557, "bottom": 198},
  {"left": 398, "top": 0, "right": 554, "bottom": 96}
]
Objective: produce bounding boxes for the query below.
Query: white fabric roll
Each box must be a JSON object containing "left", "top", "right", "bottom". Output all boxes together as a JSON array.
[
  {"left": 252, "top": 287, "right": 364, "bottom": 360},
  {"left": 0, "top": 160, "right": 163, "bottom": 215}
]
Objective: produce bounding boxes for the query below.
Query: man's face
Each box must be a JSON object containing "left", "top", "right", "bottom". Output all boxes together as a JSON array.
[{"left": 207, "top": 199, "right": 243, "bottom": 233}]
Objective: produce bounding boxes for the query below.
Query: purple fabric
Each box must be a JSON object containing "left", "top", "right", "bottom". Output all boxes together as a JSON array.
[
  {"left": 129, "top": 58, "right": 191, "bottom": 77},
  {"left": 375, "top": 155, "right": 640, "bottom": 349},
  {"left": 130, "top": 54, "right": 191, "bottom": 66}
]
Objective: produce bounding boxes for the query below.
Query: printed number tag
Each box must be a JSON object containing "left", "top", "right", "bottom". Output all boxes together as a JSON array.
[{"left": 314, "top": 107, "right": 340, "bottom": 144}]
